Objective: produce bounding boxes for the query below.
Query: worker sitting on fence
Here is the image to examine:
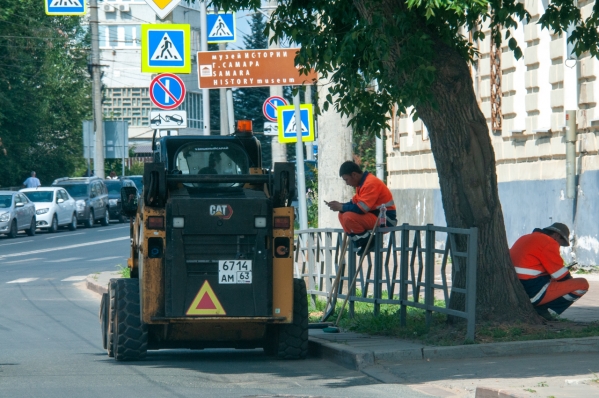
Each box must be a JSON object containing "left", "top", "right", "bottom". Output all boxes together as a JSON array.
[
  {"left": 326, "top": 161, "right": 397, "bottom": 255},
  {"left": 510, "top": 222, "right": 589, "bottom": 321}
]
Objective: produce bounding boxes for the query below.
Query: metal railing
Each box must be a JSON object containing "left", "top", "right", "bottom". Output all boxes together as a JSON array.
[{"left": 295, "top": 224, "right": 478, "bottom": 340}]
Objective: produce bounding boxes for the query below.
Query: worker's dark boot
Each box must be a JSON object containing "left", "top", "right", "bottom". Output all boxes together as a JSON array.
[
  {"left": 535, "top": 306, "right": 553, "bottom": 321},
  {"left": 355, "top": 236, "right": 374, "bottom": 257}
]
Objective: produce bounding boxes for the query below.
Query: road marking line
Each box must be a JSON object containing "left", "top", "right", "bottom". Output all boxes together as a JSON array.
[
  {"left": 0, "top": 236, "right": 129, "bottom": 260},
  {"left": 88, "top": 256, "right": 124, "bottom": 262},
  {"left": 3, "top": 258, "right": 44, "bottom": 264},
  {"left": 61, "top": 276, "right": 87, "bottom": 282},
  {"left": 96, "top": 226, "right": 129, "bottom": 232},
  {"left": 0, "top": 241, "right": 31, "bottom": 247},
  {"left": 45, "top": 257, "right": 82, "bottom": 263},
  {"left": 7, "top": 278, "right": 38, "bottom": 284},
  {"left": 46, "top": 232, "right": 85, "bottom": 239}
]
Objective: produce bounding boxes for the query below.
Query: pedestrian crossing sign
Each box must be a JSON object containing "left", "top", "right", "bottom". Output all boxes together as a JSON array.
[
  {"left": 207, "top": 12, "right": 236, "bottom": 43},
  {"left": 277, "top": 104, "right": 315, "bottom": 143},
  {"left": 141, "top": 24, "right": 191, "bottom": 74},
  {"left": 45, "top": 0, "right": 86, "bottom": 15}
]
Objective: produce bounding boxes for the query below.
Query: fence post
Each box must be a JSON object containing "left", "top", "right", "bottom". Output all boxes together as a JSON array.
[
  {"left": 307, "top": 231, "right": 317, "bottom": 308},
  {"left": 348, "top": 241, "right": 356, "bottom": 318},
  {"left": 466, "top": 227, "right": 478, "bottom": 341},
  {"left": 325, "top": 231, "right": 333, "bottom": 294},
  {"left": 373, "top": 230, "right": 383, "bottom": 316},
  {"left": 399, "top": 223, "right": 409, "bottom": 326},
  {"left": 424, "top": 224, "right": 435, "bottom": 327}
]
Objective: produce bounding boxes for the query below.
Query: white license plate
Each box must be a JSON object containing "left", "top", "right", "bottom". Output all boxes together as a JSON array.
[{"left": 218, "top": 260, "right": 252, "bottom": 284}]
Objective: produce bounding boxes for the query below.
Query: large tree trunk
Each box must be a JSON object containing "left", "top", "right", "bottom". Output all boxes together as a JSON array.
[{"left": 414, "top": 39, "right": 538, "bottom": 323}]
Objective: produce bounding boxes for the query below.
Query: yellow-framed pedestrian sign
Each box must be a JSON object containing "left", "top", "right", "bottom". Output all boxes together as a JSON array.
[
  {"left": 141, "top": 24, "right": 191, "bottom": 74},
  {"left": 45, "top": 0, "right": 86, "bottom": 15},
  {"left": 277, "top": 104, "right": 315, "bottom": 143}
]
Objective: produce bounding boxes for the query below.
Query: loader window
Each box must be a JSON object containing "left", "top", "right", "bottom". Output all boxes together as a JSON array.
[{"left": 174, "top": 143, "right": 249, "bottom": 188}]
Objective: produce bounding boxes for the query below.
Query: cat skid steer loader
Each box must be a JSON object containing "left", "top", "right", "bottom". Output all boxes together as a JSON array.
[{"left": 99, "top": 122, "right": 308, "bottom": 361}]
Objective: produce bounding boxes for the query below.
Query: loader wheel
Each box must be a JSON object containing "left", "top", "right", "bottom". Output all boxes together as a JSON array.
[
  {"left": 112, "top": 278, "right": 147, "bottom": 361},
  {"left": 107, "top": 279, "right": 118, "bottom": 357},
  {"left": 264, "top": 278, "right": 309, "bottom": 359},
  {"left": 100, "top": 293, "right": 108, "bottom": 350}
]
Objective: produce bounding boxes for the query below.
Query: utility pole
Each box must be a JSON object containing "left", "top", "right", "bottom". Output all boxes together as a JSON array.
[
  {"left": 90, "top": 0, "right": 104, "bottom": 178},
  {"left": 200, "top": 1, "right": 210, "bottom": 135},
  {"left": 267, "top": 0, "right": 286, "bottom": 166},
  {"left": 219, "top": 43, "right": 229, "bottom": 135},
  {"left": 305, "top": 85, "right": 314, "bottom": 161},
  {"left": 564, "top": 22, "right": 578, "bottom": 200}
]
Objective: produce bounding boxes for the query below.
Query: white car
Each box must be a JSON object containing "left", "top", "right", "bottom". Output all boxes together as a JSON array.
[{"left": 20, "top": 187, "right": 77, "bottom": 232}]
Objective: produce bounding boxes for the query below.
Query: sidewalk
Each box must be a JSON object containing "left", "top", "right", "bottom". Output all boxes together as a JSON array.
[{"left": 86, "top": 271, "right": 599, "bottom": 397}]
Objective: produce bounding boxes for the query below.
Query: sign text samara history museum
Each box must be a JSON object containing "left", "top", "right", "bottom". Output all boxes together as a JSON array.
[{"left": 197, "top": 49, "right": 317, "bottom": 89}]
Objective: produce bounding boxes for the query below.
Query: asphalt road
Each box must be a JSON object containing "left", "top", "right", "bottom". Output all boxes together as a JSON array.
[{"left": 0, "top": 224, "right": 427, "bottom": 398}]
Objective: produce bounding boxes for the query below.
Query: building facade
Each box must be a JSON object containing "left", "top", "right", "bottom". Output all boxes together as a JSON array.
[
  {"left": 97, "top": 0, "right": 206, "bottom": 145},
  {"left": 386, "top": 0, "right": 599, "bottom": 265}
]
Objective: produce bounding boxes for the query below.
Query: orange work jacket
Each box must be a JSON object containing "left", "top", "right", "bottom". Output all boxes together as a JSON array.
[{"left": 509, "top": 231, "right": 569, "bottom": 281}]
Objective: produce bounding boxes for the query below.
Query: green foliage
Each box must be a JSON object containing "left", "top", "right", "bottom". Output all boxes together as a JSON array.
[
  {"left": 215, "top": 0, "right": 598, "bottom": 138},
  {"left": 115, "top": 264, "right": 130, "bottom": 278},
  {"left": 308, "top": 294, "right": 599, "bottom": 345},
  {"left": 306, "top": 165, "right": 318, "bottom": 228},
  {"left": 0, "top": 0, "right": 91, "bottom": 187}
]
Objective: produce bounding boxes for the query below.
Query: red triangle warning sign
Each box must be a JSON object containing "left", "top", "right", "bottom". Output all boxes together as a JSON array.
[{"left": 186, "top": 280, "right": 226, "bottom": 316}]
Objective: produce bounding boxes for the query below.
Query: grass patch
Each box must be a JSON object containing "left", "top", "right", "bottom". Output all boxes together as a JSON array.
[
  {"left": 308, "top": 293, "right": 599, "bottom": 346},
  {"left": 115, "top": 264, "right": 130, "bottom": 278}
]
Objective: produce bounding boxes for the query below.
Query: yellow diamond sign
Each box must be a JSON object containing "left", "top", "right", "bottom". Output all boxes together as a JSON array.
[{"left": 145, "top": 0, "right": 181, "bottom": 19}]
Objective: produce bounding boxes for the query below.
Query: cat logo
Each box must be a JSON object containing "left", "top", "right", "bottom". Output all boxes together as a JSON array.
[{"left": 209, "top": 204, "right": 233, "bottom": 220}]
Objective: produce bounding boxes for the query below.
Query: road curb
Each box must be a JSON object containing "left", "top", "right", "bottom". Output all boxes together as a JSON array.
[
  {"left": 86, "top": 277, "right": 107, "bottom": 295},
  {"left": 308, "top": 335, "right": 599, "bottom": 371},
  {"left": 85, "top": 271, "right": 121, "bottom": 296},
  {"left": 475, "top": 386, "right": 525, "bottom": 398},
  {"left": 309, "top": 337, "right": 374, "bottom": 370}
]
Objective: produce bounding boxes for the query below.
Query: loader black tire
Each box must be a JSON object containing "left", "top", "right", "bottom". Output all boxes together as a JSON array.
[
  {"left": 100, "top": 293, "right": 108, "bottom": 350},
  {"left": 264, "top": 278, "right": 308, "bottom": 359},
  {"left": 107, "top": 279, "right": 118, "bottom": 357},
  {"left": 112, "top": 278, "right": 147, "bottom": 361}
]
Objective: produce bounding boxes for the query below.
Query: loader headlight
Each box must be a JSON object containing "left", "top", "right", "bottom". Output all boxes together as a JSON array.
[
  {"left": 173, "top": 217, "right": 184, "bottom": 228},
  {"left": 254, "top": 216, "right": 267, "bottom": 228}
]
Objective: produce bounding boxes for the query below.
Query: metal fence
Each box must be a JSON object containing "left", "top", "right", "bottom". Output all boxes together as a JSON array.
[{"left": 295, "top": 224, "right": 478, "bottom": 340}]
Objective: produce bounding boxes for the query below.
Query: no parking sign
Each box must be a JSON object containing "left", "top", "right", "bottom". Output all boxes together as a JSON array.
[
  {"left": 149, "top": 74, "right": 186, "bottom": 110},
  {"left": 262, "top": 96, "right": 288, "bottom": 122}
]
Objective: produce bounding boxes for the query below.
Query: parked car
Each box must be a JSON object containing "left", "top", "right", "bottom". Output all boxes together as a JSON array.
[
  {"left": 104, "top": 178, "right": 137, "bottom": 223},
  {"left": 122, "top": 175, "right": 143, "bottom": 193},
  {"left": 0, "top": 191, "right": 36, "bottom": 238},
  {"left": 51, "top": 177, "right": 109, "bottom": 228},
  {"left": 20, "top": 187, "right": 77, "bottom": 232}
]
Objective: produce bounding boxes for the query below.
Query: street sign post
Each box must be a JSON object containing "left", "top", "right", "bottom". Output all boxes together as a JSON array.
[
  {"left": 197, "top": 48, "right": 318, "bottom": 89},
  {"left": 142, "top": 24, "right": 191, "bottom": 74},
  {"left": 149, "top": 73, "right": 186, "bottom": 110},
  {"left": 207, "top": 12, "right": 236, "bottom": 43},
  {"left": 45, "top": 0, "right": 85, "bottom": 15},
  {"left": 197, "top": 48, "right": 317, "bottom": 232},
  {"left": 144, "top": 0, "right": 182, "bottom": 20},
  {"left": 150, "top": 111, "right": 188, "bottom": 129},
  {"left": 263, "top": 96, "right": 288, "bottom": 122},
  {"left": 263, "top": 122, "right": 278, "bottom": 136},
  {"left": 277, "top": 104, "right": 314, "bottom": 143}
]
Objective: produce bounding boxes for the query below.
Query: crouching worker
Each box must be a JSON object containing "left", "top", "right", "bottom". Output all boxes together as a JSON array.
[
  {"left": 510, "top": 222, "right": 589, "bottom": 320},
  {"left": 326, "top": 161, "right": 397, "bottom": 255}
]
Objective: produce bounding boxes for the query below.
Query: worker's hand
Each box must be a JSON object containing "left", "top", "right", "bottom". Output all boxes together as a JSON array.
[{"left": 326, "top": 200, "right": 343, "bottom": 212}]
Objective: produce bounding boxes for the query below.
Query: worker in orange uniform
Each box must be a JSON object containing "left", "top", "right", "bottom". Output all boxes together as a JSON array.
[
  {"left": 510, "top": 222, "right": 588, "bottom": 320},
  {"left": 326, "top": 161, "right": 397, "bottom": 255}
]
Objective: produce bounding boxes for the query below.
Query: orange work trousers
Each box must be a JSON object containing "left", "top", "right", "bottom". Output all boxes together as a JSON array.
[
  {"left": 537, "top": 277, "right": 589, "bottom": 306},
  {"left": 338, "top": 212, "right": 378, "bottom": 236}
]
